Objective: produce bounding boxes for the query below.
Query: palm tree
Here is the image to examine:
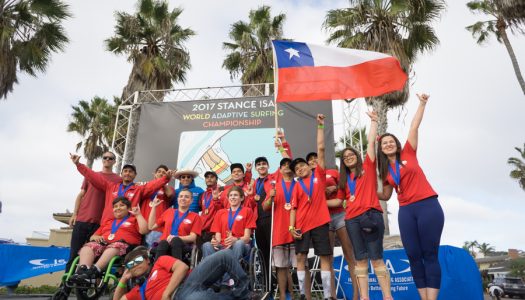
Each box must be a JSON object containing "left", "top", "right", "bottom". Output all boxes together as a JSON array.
[
  {"left": 508, "top": 143, "right": 525, "bottom": 191},
  {"left": 463, "top": 240, "right": 479, "bottom": 256},
  {"left": 105, "top": 0, "right": 194, "bottom": 164},
  {"left": 466, "top": 0, "right": 525, "bottom": 96},
  {"left": 477, "top": 242, "right": 496, "bottom": 256},
  {"left": 0, "top": 0, "right": 71, "bottom": 99},
  {"left": 222, "top": 5, "right": 286, "bottom": 85},
  {"left": 67, "top": 97, "right": 116, "bottom": 169},
  {"left": 324, "top": 0, "right": 445, "bottom": 234}
]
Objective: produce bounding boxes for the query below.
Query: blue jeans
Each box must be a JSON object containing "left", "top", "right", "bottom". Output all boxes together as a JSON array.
[
  {"left": 202, "top": 240, "right": 250, "bottom": 260},
  {"left": 345, "top": 209, "right": 385, "bottom": 260},
  {"left": 174, "top": 250, "right": 250, "bottom": 300}
]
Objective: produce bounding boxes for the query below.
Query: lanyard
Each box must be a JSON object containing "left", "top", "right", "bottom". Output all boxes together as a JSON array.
[
  {"left": 170, "top": 210, "right": 190, "bottom": 236},
  {"left": 281, "top": 179, "right": 295, "bottom": 204},
  {"left": 139, "top": 280, "right": 147, "bottom": 300},
  {"left": 256, "top": 178, "right": 266, "bottom": 195},
  {"left": 298, "top": 172, "right": 315, "bottom": 200},
  {"left": 228, "top": 207, "right": 242, "bottom": 231},
  {"left": 346, "top": 172, "right": 356, "bottom": 196},
  {"left": 388, "top": 160, "right": 401, "bottom": 187},
  {"left": 111, "top": 216, "right": 129, "bottom": 234},
  {"left": 118, "top": 183, "right": 134, "bottom": 197},
  {"left": 203, "top": 191, "right": 213, "bottom": 209}
]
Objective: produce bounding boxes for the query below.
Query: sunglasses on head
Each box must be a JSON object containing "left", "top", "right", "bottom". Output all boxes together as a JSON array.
[
  {"left": 180, "top": 175, "right": 193, "bottom": 179},
  {"left": 103, "top": 156, "right": 115, "bottom": 161},
  {"left": 125, "top": 255, "right": 145, "bottom": 269}
]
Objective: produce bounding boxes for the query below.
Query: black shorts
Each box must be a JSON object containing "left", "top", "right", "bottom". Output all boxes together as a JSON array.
[{"left": 294, "top": 223, "right": 332, "bottom": 256}]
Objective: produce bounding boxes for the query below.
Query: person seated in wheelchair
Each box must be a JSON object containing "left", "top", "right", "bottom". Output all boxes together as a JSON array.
[
  {"left": 114, "top": 246, "right": 255, "bottom": 300},
  {"left": 71, "top": 197, "right": 148, "bottom": 283},
  {"left": 202, "top": 186, "right": 256, "bottom": 260},
  {"left": 148, "top": 188, "right": 202, "bottom": 263}
]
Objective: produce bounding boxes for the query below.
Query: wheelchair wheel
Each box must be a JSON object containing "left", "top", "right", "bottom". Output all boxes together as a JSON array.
[
  {"left": 75, "top": 279, "right": 107, "bottom": 300},
  {"left": 51, "top": 286, "right": 70, "bottom": 300},
  {"left": 190, "top": 246, "right": 201, "bottom": 270},
  {"left": 249, "top": 247, "right": 268, "bottom": 294}
]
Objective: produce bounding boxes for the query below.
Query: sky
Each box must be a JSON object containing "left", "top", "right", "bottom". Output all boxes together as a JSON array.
[{"left": 0, "top": 0, "right": 524, "bottom": 253}]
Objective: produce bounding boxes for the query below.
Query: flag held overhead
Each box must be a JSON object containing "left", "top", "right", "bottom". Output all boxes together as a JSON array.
[{"left": 272, "top": 40, "right": 408, "bottom": 102}]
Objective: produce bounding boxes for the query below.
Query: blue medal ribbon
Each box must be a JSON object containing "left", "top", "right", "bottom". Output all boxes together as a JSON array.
[
  {"left": 111, "top": 215, "right": 129, "bottom": 235},
  {"left": 346, "top": 171, "right": 357, "bottom": 197},
  {"left": 281, "top": 179, "right": 296, "bottom": 204},
  {"left": 228, "top": 207, "right": 242, "bottom": 231},
  {"left": 203, "top": 191, "right": 213, "bottom": 209},
  {"left": 139, "top": 280, "right": 147, "bottom": 300},
  {"left": 170, "top": 210, "right": 190, "bottom": 236},
  {"left": 298, "top": 172, "right": 315, "bottom": 201},
  {"left": 118, "top": 183, "right": 134, "bottom": 197},
  {"left": 388, "top": 160, "right": 402, "bottom": 188},
  {"left": 256, "top": 178, "right": 266, "bottom": 196}
]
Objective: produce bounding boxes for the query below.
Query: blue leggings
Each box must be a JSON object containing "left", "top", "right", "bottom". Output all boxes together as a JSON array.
[{"left": 398, "top": 196, "right": 444, "bottom": 289}]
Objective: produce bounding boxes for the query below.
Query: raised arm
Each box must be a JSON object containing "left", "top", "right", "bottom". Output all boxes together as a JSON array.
[
  {"left": 148, "top": 198, "right": 163, "bottom": 230},
  {"left": 316, "top": 114, "right": 326, "bottom": 170},
  {"left": 142, "top": 170, "right": 174, "bottom": 197},
  {"left": 407, "top": 93, "right": 429, "bottom": 151},
  {"left": 71, "top": 153, "right": 111, "bottom": 191},
  {"left": 130, "top": 206, "right": 149, "bottom": 235},
  {"left": 275, "top": 129, "right": 292, "bottom": 158},
  {"left": 366, "top": 110, "right": 379, "bottom": 161}
]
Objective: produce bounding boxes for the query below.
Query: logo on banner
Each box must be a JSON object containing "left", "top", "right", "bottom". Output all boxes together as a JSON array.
[{"left": 29, "top": 258, "right": 67, "bottom": 270}]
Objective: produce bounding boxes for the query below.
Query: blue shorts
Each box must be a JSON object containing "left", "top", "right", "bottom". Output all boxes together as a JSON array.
[{"left": 345, "top": 209, "right": 385, "bottom": 261}]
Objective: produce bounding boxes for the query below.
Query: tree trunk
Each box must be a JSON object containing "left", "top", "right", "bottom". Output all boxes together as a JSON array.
[
  {"left": 86, "top": 158, "right": 94, "bottom": 169},
  {"left": 371, "top": 98, "right": 391, "bottom": 236},
  {"left": 498, "top": 18, "right": 525, "bottom": 96}
]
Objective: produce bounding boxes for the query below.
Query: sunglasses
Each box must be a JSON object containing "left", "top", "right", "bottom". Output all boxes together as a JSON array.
[
  {"left": 125, "top": 255, "right": 145, "bottom": 269},
  {"left": 180, "top": 175, "right": 193, "bottom": 179},
  {"left": 103, "top": 156, "right": 115, "bottom": 161}
]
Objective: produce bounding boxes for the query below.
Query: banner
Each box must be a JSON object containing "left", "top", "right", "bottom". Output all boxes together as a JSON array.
[
  {"left": 0, "top": 244, "right": 69, "bottom": 286},
  {"left": 333, "top": 245, "right": 483, "bottom": 300},
  {"left": 133, "top": 97, "right": 335, "bottom": 186}
]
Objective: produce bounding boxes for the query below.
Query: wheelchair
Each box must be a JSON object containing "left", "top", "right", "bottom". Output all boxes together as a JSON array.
[
  {"left": 52, "top": 255, "right": 123, "bottom": 300},
  {"left": 241, "top": 242, "right": 269, "bottom": 295}
]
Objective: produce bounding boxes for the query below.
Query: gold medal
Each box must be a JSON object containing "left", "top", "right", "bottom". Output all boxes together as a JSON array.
[
  {"left": 398, "top": 187, "right": 402, "bottom": 194},
  {"left": 205, "top": 208, "right": 209, "bottom": 215},
  {"left": 284, "top": 203, "right": 292, "bottom": 210},
  {"left": 254, "top": 195, "right": 260, "bottom": 201},
  {"left": 226, "top": 230, "right": 232, "bottom": 237},
  {"left": 108, "top": 234, "right": 115, "bottom": 241},
  {"left": 350, "top": 195, "right": 355, "bottom": 202},
  {"left": 307, "top": 196, "right": 310, "bottom": 202}
]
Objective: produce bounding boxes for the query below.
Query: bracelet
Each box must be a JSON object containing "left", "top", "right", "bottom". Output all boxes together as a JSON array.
[
  {"left": 318, "top": 124, "right": 324, "bottom": 129},
  {"left": 278, "top": 147, "right": 285, "bottom": 153},
  {"left": 117, "top": 281, "right": 127, "bottom": 289},
  {"left": 288, "top": 226, "right": 295, "bottom": 232}
]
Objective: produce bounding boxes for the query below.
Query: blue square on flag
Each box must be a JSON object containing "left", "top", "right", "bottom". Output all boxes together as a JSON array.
[{"left": 273, "top": 40, "right": 314, "bottom": 68}]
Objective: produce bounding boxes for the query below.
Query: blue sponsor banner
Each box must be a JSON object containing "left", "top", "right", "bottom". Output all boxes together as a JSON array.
[
  {"left": 0, "top": 244, "right": 69, "bottom": 286},
  {"left": 333, "top": 245, "right": 483, "bottom": 300}
]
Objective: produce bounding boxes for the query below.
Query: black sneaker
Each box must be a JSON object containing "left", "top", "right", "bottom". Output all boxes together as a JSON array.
[{"left": 77, "top": 265, "right": 101, "bottom": 284}]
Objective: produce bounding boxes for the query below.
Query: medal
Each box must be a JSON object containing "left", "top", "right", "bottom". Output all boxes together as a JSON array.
[
  {"left": 109, "top": 215, "right": 129, "bottom": 242},
  {"left": 255, "top": 178, "right": 265, "bottom": 201},
  {"left": 118, "top": 183, "right": 134, "bottom": 197},
  {"left": 228, "top": 207, "right": 241, "bottom": 235},
  {"left": 350, "top": 195, "right": 355, "bottom": 202},
  {"left": 388, "top": 160, "right": 402, "bottom": 194},
  {"left": 254, "top": 195, "right": 260, "bottom": 201},
  {"left": 347, "top": 172, "right": 357, "bottom": 203},
  {"left": 205, "top": 208, "right": 209, "bottom": 215},
  {"left": 284, "top": 203, "right": 292, "bottom": 210},
  {"left": 298, "top": 173, "right": 315, "bottom": 203},
  {"left": 170, "top": 210, "right": 190, "bottom": 236},
  {"left": 282, "top": 179, "right": 295, "bottom": 210},
  {"left": 167, "top": 234, "right": 174, "bottom": 242},
  {"left": 226, "top": 230, "right": 232, "bottom": 237},
  {"left": 203, "top": 191, "right": 213, "bottom": 213}
]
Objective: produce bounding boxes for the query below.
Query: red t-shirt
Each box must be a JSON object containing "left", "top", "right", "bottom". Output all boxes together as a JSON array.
[
  {"left": 76, "top": 163, "right": 170, "bottom": 223},
  {"left": 384, "top": 142, "right": 438, "bottom": 206},
  {"left": 326, "top": 169, "right": 344, "bottom": 214},
  {"left": 291, "top": 165, "right": 331, "bottom": 233},
  {"left": 94, "top": 215, "right": 142, "bottom": 245},
  {"left": 211, "top": 206, "right": 256, "bottom": 246},
  {"left": 141, "top": 185, "right": 174, "bottom": 232},
  {"left": 265, "top": 172, "right": 294, "bottom": 247},
  {"left": 77, "top": 172, "right": 121, "bottom": 223},
  {"left": 337, "top": 155, "right": 383, "bottom": 220},
  {"left": 199, "top": 187, "right": 223, "bottom": 232},
  {"left": 157, "top": 208, "right": 202, "bottom": 241},
  {"left": 125, "top": 256, "right": 178, "bottom": 300}
]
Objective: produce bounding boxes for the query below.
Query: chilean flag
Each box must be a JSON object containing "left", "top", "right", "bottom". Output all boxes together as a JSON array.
[{"left": 272, "top": 40, "right": 408, "bottom": 102}]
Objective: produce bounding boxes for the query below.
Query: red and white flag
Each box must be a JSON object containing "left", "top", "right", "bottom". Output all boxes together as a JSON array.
[{"left": 272, "top": 40, "right": 407, "bottom": 102}]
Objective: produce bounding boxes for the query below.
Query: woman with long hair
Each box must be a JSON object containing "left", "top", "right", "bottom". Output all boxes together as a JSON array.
[
  {"left": 377, "top": 94, "right": 444, "bottom": 300},
  {"left": 335, "top": 110, "right": 393, "bottom": 300}
]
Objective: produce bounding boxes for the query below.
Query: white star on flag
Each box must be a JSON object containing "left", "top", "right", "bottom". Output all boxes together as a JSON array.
[{"left": 284, "top": 47, "right": 300, "bottom": 59}]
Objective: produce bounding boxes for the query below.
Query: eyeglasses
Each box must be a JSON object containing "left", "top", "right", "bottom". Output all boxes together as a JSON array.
[
  {"left": 103, "top": 156, "right": 115, "bottom": 161},
  {"left": 125, "top": 255, "right": 145, "bottom": 269},
  {"left": 180, "top": 175, "right": 193, "bottom": 179},
  {"left": 343, "top": 154, "right": 356, "bottom": 160}
]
